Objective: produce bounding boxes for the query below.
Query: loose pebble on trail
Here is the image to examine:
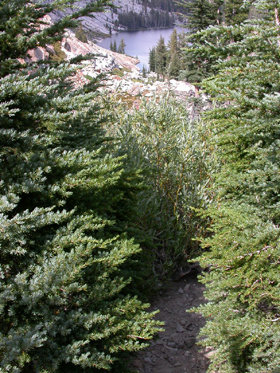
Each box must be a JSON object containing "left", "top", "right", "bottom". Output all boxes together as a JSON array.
[{"left": 132, "top": 274, "right": 211, "bottom": 373}]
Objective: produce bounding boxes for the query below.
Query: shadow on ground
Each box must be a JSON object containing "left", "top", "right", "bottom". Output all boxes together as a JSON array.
[{"left": 132, "top": 274, "right": 211, "bottom": 373}]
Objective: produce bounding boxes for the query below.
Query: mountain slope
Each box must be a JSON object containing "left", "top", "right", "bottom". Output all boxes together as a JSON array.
[{"left": 48, "top": 0, "right": 183, "bottom": 41}]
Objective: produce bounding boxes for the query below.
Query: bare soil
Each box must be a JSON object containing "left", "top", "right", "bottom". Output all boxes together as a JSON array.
[{"left": 131, "top": 274, "right": 210, "bottom": 373}]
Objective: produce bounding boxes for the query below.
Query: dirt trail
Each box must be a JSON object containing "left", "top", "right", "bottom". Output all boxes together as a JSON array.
[{"left": 132, "top": 274, "right": 210, "bottom": 373}]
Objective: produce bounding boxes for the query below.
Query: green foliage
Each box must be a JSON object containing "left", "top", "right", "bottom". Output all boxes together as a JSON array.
[
  {"left": 189, "top": 1, "right": 280, "bottom": 372},
  {"left": 110, "top": 39, "right": 117, "bottom": 52},
  {"left": 149, "top": 46, "right": 156, "bottom": 72},
  {"left": 149, "top": 32, "right": 182, "bottom": 78},
  {"left": 118, "top": 8, "right": 174, "bottom": 30},
  {"left": 109, "top": 96, "right": 217, "bottom": 277},
  {"left": 178, "top": 0, "right": 223, "bottom": 31},
  {"left": 142, "top": 64, "right": 148, "bottom": 77},
  {"left": 149, "top": 30, "right": 189, "bottom": 80},
  {"left": 167, "top": 29, "right": 181, "bottom": 78},
  {"left": 117, "top": 38, "right": 126, "bottom": 54},
  {"left": 75, "top": 23, "right": 88, "bottom": 43},
  {"left": 168, "top": 52, "right": 181, "bottom": 78},
  {"left": 178, "top": 0, "right": 252, "bottom": 86},
  {"left": 0, "top": 0, "right": 110, "bottom": 77},
  {"left": 0, "top": 1, "right": 163, "bottom": 372},
  {"left": 155, "top": 35, "right": 168, "bottom": 79},
  {"left": 111, "top": 67, "right": 131, "bottom": 77},
  {"left": 223, "top": 0, "right": 252, "bottom": 25},
  {"left": 49, "top": 41, "right": 67, "bottom": 62},
  {"left": 168, "top": 28, "right": 179, "bottom": 55},
  {"left": 178, "top": 0, "right": 252, "bottom": 31}
]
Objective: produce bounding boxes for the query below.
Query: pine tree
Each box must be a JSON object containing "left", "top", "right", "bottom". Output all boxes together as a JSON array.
[
  {"left": 168, "top": 52, "right": 181, "bottom": 78},
  {"left": 110, "top": 39, "right": 117, "bottom": 52},
  {"left": 142, "top": 64, "right": 147, "bottom": 77},
  {"left": 188, "top": 1, "right": 280, "bottom": 371},
  {"left": 168, "top": 28, "right": 178, "bottom": 55},
  {"left": 0, "top": 1, "right": 162, "bottom": 372},
  {"left": 178, "top": 0, "right": 222, "bottom": 31},
  {"left": 176, "top": 0, "right": 223, "bottom": 86},
  {"left": 113, "top": 39, "right": 117, "bottom": 51},
  {"left": 179, "top": 0, "right": 251, "bottom": 29},
  {"left": 181, "top": 0, "right": 252, "bottom": 86},
  {"left": 155, "top": 35, "right": 168, "bottom": 79},
  {"left": 166, "top": 28, "right": 181, "bottom": 78},
  {"left": 223, "top": 0, "right": 252, "bottom": 25},
  {"left": 149, "top": 46, "right": 156, "bottom": 72},
  {"left": 75, "top": 23, "right": 88, "bottom": 43},
  {"left": 117, "top": 38, "right": 126, "bottom": 54}
]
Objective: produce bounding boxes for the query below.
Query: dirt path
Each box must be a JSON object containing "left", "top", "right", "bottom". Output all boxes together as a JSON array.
[{"left": 132, "top": 274, "right": 210, "bottom": 373}]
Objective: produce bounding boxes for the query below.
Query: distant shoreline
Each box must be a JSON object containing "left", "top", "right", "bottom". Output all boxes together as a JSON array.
[{"left": 98, "top": 23, "right": 187, "bottom": 41}]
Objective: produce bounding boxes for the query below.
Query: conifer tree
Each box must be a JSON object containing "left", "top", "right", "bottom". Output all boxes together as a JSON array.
[
  {"left": 188, "top": 1, "right": 280, "bottom": 371},
  {"left": 155, "top": 35, "right": 168, "bottom": 79},
  {"left": 181, "top": 0, "right": 252, "bottom": 86},
  {"left": 166, "top": 28, "right": 181, "bottom": 78},
  {"left": 0, "top": 1, "right": 162, "bottom": 372},
  {"left": 117, "top": 38, "right": 126, "bottom": 54},
  {"left": 49, "top": 41, "right": 67, "bottom": 62},
  {"left": 110, "top": 40, "right": 117, "bottom": 52},
  {"left": 177, "top": 0, "right": 223, "bottom": 86},
  {"left": 223, "top": 0, "right": 252, "bottom": 25},
  {"left": 113, "top": 39, "right": 117, "bottom": 51},
  {"left": 168, "top": 53, "right": 181, "bottom": 78},
  {"left": 75, "top": 23, "right": 88, "bottom": 43},
  {"left": 178, "top": 0, "right": 222, "bottom": 31},
  {"left": 142, "top": 64, "right": 147, "bottom": 77},
  {"left": 168, "top": 28, "right": 179, "bottom": 55},
  {"left": 149, "top": 47, "right": 156, "bottom": 72},
  {"left": 179, "top": 0, "right": 251, "bottom": 30}
]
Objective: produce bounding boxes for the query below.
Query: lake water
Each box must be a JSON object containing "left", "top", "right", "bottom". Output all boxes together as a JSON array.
[{"left": 97, "top": 27, "right": 186, "bottom": 70}]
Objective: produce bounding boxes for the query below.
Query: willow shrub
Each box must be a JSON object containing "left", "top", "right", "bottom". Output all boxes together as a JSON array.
[{"left": 110, "top": 95, "right": 218, "bottom": 277}]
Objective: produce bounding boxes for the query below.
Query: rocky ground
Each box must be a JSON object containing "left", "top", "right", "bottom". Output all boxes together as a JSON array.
[
  {"left": 131, "top": 274, "right": 213, "bottom": 373},
  {"left": 23, "top": 18, "right": 212, "bottom": 372},
  {"left": 54, "top": 30, "right": 210, "bottom": 117},
  {"left": 50, "top": 0, "right": 129, "bottom": 39},
  {"left": 49, "top": 0, "right": 185, "bottom": 41},
  {"left": 24, "top": 17, "right": 205, "bottom": 114}
]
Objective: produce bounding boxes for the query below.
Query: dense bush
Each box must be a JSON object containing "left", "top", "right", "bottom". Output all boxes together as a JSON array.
[
  {"left": 0, "top": 1, "right": 162, "bottom": 372},
  {"left": 187, "top": 1, "right": 280, "bottom": 371},
  {"left": 109, "top": 96, "right": 217, "bottom": 277}
]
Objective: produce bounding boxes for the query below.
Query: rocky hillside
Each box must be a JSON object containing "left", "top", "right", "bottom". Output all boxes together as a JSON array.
[
  {"left": 22, "top": 18, "right": 204, "bottom": 116},
  {"left": 49, "top": 0, "right": 135, "bottom": 39},
  {"left": 62, "top": 29, "right": 140, "bottom": 74},
  {"left": 58, "top": 30, "right": 206, "bottom": 115},
  {"left": 49, "top": 0, "right": 180, "bottom": 41}
]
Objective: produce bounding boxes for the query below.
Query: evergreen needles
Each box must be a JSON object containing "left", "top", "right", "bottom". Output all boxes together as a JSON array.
[
  {"left": 187, "top": 1, "right": 280, "bottom": 371},
  {"left": 0, "top": 1, "right": 162, "bottom": 372}
]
